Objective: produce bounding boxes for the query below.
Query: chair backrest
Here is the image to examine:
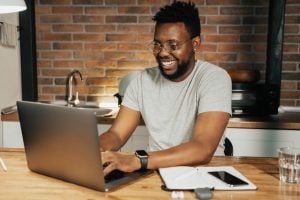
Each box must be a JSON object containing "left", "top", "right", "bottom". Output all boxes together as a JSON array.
[{"left": 224, "top": 137, "right": 233, "bottom": 156}]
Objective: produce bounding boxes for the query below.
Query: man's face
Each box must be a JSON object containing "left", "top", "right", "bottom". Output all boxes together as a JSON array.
[{"left": 153, "top": 22, "right": 199, "bottom": 82}]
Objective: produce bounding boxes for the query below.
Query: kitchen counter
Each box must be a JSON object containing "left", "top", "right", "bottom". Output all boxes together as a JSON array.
[
  {"left": 1, "top": 148, "right": 300, "bottom": 199},
  {"left": 2, "top": 111, "right": 300, "bottom": 130}
]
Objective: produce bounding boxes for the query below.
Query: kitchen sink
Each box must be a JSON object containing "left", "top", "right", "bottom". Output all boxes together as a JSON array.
[{"left": 41, "top": 101, "right": 113, "bottom": 117}]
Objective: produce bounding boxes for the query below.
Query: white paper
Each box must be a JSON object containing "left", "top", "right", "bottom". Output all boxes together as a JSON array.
[{"left": 159, "top": 166, "right": 257, "bottom": 190}]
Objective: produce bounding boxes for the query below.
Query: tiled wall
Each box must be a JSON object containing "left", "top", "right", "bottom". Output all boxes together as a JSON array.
[{"left": 35, "top": 0, "right": 300, "bottom": 106}]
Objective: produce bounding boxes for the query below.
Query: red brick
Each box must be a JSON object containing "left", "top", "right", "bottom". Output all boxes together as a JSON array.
[
  {"left": 106, "top": 15, "right": 137, "bottom": 23},
  {"left": 39, "top": 0, "right": 71, "bottom": 4},
  {"left": 40, "top": 51, "right": 72, "bottom": 59},
  {"left": 53, "top": 42, "right": 83, "bottom": 50},
  {"left": 73, "top": 15, "right": 104, "bottom": 23},
  {"left": 73, "top": 34, "right": 105, "bottom": 42},
  {"left": 52, "top": 6, "right": 83, "bottom": 14},
  {"left": 221, "top": 7, "right": 254, "bottom": 15},
  {"left": 85, "top": 7, "right": 117, "bottom": 14},
  {"left": 40, "top": 33, "right": 72, "bottom": 41},
  {"left": 207, "top": 16, "right": 241, "bottom": 24},
  {"left": 52, "top": 25, "right": 84, "bottom": 32},
  {"left": 104, "top": 52, "right": 135, "bottom": 60},
  {"left": 204, "top": 53, "right": 237, "bottom": 62},
  {"left": 204, "top": 35, "right": 239, "bottom": 43},
  {"left": 85, "top": 25, "right": 116, "bottom": 32},
  {"left": 219, "top": 26, "right": 252, "bottom": 34},
  {"left": 53, "top": 61, "right": 84, "bottom": 68},
  {"left": 73, "top": 0, "right": 103, "bottom": 5},
  {"left": 39, "top": 15, "right": 72, "bottom": 23},
  {"left": 73, "top": 51, "right": 104, "bottom": 59},
  {"left": 106, "top": 34, "right": 136, "bottom": 42},
  {"left": 84, "top": 43, "right": 117, "bottom": 50},
  {"left": 118, "top": 6, "right": 150, "bottom": 14},
  {"left": 85, "top": 61, "right": 117, "bottom": 68}
]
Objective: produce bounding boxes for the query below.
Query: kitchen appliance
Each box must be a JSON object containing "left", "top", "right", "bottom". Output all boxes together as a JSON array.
[{"left": 230, "top": 0, "right": 286, "bottom": 116}]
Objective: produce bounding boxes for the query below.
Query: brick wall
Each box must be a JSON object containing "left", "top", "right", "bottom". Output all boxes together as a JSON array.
[{"left": 35, "top": 0, "right": 300, "bottom": 106}]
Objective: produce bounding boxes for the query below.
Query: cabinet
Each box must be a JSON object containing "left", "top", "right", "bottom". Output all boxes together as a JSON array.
[
  {"left": 225, "top": 128, "right": 300, "bottom": 157},
  {"left": 2, "top": 120, "right": 300, "bottom": 158}
]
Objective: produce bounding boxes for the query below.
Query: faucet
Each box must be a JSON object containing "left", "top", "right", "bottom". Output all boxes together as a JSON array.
[{"left": 67, "top": 70, "right": 83, "bottom": 106}]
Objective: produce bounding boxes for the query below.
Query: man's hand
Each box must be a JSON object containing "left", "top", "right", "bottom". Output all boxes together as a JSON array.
[{"left": 101, "top": 151, "right": 141, "bottom": 176}]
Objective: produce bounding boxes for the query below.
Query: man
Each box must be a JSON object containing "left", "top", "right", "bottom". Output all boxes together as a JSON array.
[{"left": 99, "top": 1, "right": 232, "bottom": 176}]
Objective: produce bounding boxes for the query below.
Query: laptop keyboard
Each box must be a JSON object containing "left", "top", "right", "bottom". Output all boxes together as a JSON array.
[{"left": 104, "top": 169, "right": 126, "bottom": 183}]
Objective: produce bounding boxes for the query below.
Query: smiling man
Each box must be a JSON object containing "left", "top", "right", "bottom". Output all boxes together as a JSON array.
[{"left": 99, "top": 1, "right": 232, "bottom": 175}]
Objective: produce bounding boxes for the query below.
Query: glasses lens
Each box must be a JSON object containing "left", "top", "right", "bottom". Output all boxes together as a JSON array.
[{"left": 149, "top": 41, "right": 161, "bottom": 54}]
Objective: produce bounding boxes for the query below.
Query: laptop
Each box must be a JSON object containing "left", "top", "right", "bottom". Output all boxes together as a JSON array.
[{"left": 17, "top": 101, "right": 153, "bottom": 192}]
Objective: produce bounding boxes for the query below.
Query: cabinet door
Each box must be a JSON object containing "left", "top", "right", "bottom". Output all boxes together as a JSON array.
[
  {"left": 3, "top": 122, "right": 24, "bottom": 148},
  {"left": 225, "top": 128, "right": 300, "bottom": 157}
]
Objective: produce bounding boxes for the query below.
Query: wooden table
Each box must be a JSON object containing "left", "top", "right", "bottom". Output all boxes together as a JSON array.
[{"left": 0, "top": 148, "right": 299, "bottom": 199}]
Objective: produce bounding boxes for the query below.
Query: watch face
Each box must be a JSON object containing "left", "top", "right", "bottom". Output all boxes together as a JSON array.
[{"left": 136, "top": 150, "right": 148, "bottom": 157}]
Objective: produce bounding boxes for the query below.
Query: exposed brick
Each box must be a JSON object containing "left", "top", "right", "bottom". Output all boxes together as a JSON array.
[
  {"left": 73, "top": 15, "right": 104, "bottom": 23},
  {"left": 40, "top": 51, "right": 72, "bottom": 59},
  {"left": 106, "top": 15, "right": 137, "bottom": 23},
  {"left": 84, "top": 43, "right": 117, "bottom": 50},
  {"left": 207, "top": 16, "right": 241, "bottom": 25},
  {"left": 53, "top": 61, "right": 84, "bottom": 68},
  {"left": 52, "top": 6, "right": 83, "bottom": 14},
  {"left": 73, "top": 0, "right": 104, "bottom": 5},
  {"left": 204, "top": 53, "right": 237, "bottom": 62},
  {"left": 205, "top": 35, "right": 239, "bottom": 43},
  {"left": 86, "top": 77, "right": 117, "bottom": 86},
  {"left": 106, "top": 0, "right": 136, "bottom": 5},
  {"left": 52, "top": 25, "right": 84, "bottom": 32},
  {"left": 206, "top": 0, "right": 240, "bottom": 5},
  {"left": 73, "top": 51, "right": 104, "bottom": 59},
  {"left": 85, "top": 25, "right": 116, "bottom": 32},
  {"left": 281, "top": 80, "right": 297, "bottom": 90},
  {"left": 106, "top": 34, "right": 136, "bottom": 42},
  {"left": 117, "top": 61, "right": 150, "bottom": 69},
  {"left": 85, "top": 61, "right": 117, "bottom": 68},
  {"left": 53, "top": 42, "right": 83, "bottom": 50},
  {"left": 73, "top": 34, "right": 105, "bottom": 42},
  {"left": 219, "top": 26, "right": 252, "bottom": 34},
  {"left": 218, "top": 44, "right": 251, "bottom": 52},
  {"left": 117, "top": 24, "right": 152, "bottom": 33},
  {"left": 40, "top": 0, "right": 71, "bottom": 5},
  {"left": 198, "top": 7, "right": 218, "bottom": 15},
  {"left": 221, "top": 7, "right": 254, "bottom": 15},
  {"left": 39, "top": 15, "right": 72, "bottom": 23},
  {"left": 85, "top": 7, "right": 117, "bottom": 14},
  {"left": 118, "top": 6, "right": 150, "bottom": 14},
  {"left": 40, "top": 33, "right": 72, "bottom": 41},
  {"left": 103, "top": 52, "right": 135, "bottom": 60}
]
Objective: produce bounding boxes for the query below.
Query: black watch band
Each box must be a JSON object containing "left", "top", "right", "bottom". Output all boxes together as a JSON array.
[{"left": 135, "top": 150, "right": 148, "bottom": 170}]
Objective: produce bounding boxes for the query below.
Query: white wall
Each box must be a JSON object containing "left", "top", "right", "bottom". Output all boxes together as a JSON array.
[{"left": 0, "top": 13, "right": 22, "bottom": 147}]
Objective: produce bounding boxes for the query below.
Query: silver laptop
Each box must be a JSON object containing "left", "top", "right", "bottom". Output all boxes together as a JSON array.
[{"left": 17, "top": 101, "right": 152, "bottom": 192}]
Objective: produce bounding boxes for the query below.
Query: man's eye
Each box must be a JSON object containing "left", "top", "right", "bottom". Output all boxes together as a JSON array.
[{"left": 168, "top": 42, "right": 179, "bottom": 50}]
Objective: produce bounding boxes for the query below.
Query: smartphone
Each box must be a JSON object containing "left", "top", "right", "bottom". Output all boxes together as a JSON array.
[{"left": 208, "top": 171, "right": 249, "bottom": 187}]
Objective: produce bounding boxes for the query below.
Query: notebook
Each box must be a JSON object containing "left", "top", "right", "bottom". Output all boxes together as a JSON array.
[
  {"left": 17, "top": 101, "right": 153, "bottom": 192},
  {"left": 159, "top": 166, "right": 257, "bottom": 191}
]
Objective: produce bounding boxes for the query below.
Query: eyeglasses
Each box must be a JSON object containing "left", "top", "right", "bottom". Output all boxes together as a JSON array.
[{"left": 148, "top": 39, "right": 191, "bottom": 54}]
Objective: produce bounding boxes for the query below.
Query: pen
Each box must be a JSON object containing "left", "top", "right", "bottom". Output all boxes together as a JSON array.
[{"left": 0, "top": 157, "right": 7, "bottom": 172}]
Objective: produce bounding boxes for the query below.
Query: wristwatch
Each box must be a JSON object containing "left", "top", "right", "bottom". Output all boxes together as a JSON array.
[{"left": 135, "top": 150, "right": 148, "bottom": 170}]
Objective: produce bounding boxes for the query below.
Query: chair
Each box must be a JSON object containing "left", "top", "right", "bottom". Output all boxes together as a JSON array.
[{"left": 224, "top": 137, "right": 233, "bottom": 156}]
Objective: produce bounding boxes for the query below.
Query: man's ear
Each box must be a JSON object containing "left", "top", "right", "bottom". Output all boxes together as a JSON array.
[{"left": 192, "top": 36, "right": 201, "bottom": 52}]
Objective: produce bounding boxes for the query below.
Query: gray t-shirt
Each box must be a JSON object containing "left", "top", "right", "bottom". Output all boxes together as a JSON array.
[{"left": 122, "top": 60, "right": 232, "bottom": 154}]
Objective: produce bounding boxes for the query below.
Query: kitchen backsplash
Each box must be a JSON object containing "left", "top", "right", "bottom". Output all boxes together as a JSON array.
[{"left": 35, "top": 0, "right": 300, "bottom": 106}]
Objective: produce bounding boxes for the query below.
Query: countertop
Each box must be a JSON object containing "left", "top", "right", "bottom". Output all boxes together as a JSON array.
[
  {"left": 1, "top": 148, "right": 299, "bottom": 199},
  {"left": 2, "top": 111, "right": 300, "bottom": 130}
]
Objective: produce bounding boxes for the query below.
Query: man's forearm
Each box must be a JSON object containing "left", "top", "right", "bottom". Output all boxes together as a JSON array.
[{"left": 99, "top": 131, "right": 123, "bottom": 151}]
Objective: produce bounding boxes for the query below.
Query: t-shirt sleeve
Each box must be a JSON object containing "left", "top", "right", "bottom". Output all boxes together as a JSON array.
[
  {"left": 197, "top": 69, "right": 232, "bottom": 115},
  {"left": 121, "top": 73, "right": 141, "bottom": 112}
]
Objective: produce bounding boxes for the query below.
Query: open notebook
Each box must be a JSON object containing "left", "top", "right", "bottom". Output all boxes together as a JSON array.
[{"left": 159, "top": 166, "right": 257, "bottom": 190}]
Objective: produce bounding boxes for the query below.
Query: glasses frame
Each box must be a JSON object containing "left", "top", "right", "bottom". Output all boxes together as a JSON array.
[{"left": 148, "top": 38, "right": 192, "bottom": 54}]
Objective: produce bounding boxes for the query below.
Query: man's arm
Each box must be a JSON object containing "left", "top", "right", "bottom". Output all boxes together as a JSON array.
[
  {"left": 99, "top": 105, "right": 141, "bottom": 151},
  {"left": 101, "top": 111, "right": 230, "bottom": 175},
  {"left": 147, "top": 111, "right": 230, "bottom": 169}
]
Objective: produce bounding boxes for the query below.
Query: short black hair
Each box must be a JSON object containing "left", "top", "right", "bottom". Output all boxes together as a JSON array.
[{"left": 152, "top": 1, "right": 201, "bottom": 38}]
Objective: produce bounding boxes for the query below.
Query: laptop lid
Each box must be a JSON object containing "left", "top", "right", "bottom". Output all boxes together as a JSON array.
[{"left": 17, "top": 101, "right": 152, "bottom": 192}]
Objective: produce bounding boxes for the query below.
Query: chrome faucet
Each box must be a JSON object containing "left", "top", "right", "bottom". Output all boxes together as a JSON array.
[{"left": 67, "top": 70, "right": 83, "bottom": 106}]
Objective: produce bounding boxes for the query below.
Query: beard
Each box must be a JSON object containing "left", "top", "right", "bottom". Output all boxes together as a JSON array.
[{"left": 157, "top": 58, "right": 190, "bottom": 81}]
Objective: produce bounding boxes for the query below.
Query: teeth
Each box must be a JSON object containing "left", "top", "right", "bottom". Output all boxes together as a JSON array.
[{"left": 161, "top": 60, "right": 175, "bottom": 66}]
